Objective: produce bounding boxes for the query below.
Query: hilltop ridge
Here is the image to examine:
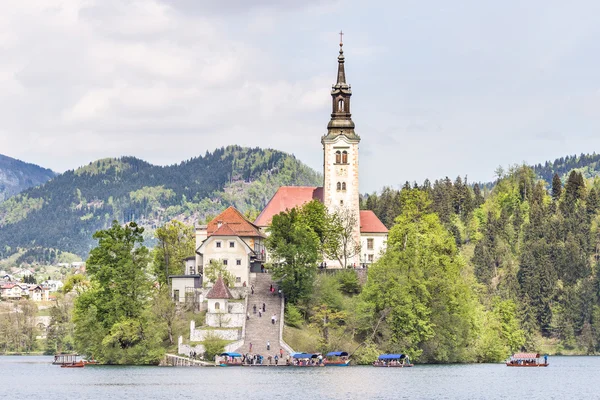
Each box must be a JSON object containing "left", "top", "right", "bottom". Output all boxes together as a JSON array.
[
  {"left": 0, "top": 145, "right": 321, "bottom": 260},
  {"left": 0, "top": 154, "right": 55, "bottom": 202}
]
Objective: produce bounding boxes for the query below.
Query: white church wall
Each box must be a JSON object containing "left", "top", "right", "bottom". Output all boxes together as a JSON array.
[{"left": 361, "top": 233, "right": 387, "bottom": 265}]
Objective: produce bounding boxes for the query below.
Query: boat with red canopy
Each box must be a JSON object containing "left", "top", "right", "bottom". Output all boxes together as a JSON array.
[{"left": 506, "top": 353, "right": 548, "bottom": 367}]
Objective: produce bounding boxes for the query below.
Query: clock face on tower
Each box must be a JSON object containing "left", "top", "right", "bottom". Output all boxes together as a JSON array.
[{"left": 336, "top": 166, "right": 347, "bottom": 177}]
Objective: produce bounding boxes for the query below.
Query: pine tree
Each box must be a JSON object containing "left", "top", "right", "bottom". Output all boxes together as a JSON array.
[{"left": 551, "top": 173, "right": 562, "bottom": 201}]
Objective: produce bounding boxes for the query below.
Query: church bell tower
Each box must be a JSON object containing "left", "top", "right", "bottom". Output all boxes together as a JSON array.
[{"left": 322, "top": 32, "right": 361, "bottom": 262}]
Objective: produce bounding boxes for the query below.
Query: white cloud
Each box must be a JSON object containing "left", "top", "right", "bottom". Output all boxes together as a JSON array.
[{"left": 2, "top": 0, "right": 600, "bottom": 192}]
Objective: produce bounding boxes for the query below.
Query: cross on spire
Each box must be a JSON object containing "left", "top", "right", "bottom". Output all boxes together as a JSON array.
[{"left": 339, "top": 30, "right": 344, "bottom": 45}]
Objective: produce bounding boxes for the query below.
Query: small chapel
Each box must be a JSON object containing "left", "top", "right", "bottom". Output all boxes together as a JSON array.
[{"left": 172, "top": 37, "right": 388, "bottom": 293}]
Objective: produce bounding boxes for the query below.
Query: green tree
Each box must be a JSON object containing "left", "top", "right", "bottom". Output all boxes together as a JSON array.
[
  {"left": 46, "top": 293, "right": 75, "bottom": 354},
  {"left": 551, "top": 173, "right": 562, "bottom": 201},
  {"left": 73, "top": 221, "right": 163, "bottom": 364},
  {"left": 360, "top": 188, "right": 480, "bottom": 362},
  {"left": 152, "top": 220, "right": 195, "bottom": 284},
  {"left": 203, "top": 260, "right": 235, "bottom": 287},
  {"left": 266, "top": 206, "right": 319, "bottom": 305}
]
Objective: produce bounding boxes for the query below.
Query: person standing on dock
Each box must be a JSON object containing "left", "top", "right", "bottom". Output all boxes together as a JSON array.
[
  {"left": 249, "top": 342, "right": 253, "bottom": 352},
  {"left": 253, "top": 304, "right": 257, "bottom": 314},
  {"left": 267, "top": 340, "right": 270, "bottom": 350},
  {"left": 271, "top": 314, "right": 276, "bottom": 325},
  {"left": 251, "top": 285, "right": 254, "bottom": 295},
  {"left": 262, "top": 303, "right": 266, "bottom": 312},
  {"left": 274, "top": 355, "right": 279, "bottom": 365},
  {"left": 279, "top": 348, "right": 283, "bottom": 358}
]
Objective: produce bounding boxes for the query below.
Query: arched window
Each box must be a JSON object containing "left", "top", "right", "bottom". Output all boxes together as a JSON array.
[
  {"left": 338, "top": 99, "right": 344, "bottom": 111},
  {"left": 342, "top": 182, "right": 346, "bottom": 191},
  {"left": 337, "top": 182, "right": 341, "bottom": 191},
  {"left": 342, "top": 151, "right": 348, "bottom": 164},
  {"left": 215, "top": 302, "right": 220, "bottom": 310},
  {"left": 335, "top": 151, "right": 341, "bottom": 164}
]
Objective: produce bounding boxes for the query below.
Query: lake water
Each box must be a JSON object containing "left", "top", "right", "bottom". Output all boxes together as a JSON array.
[{"left": 1, "top": 355, "right": 598, "bottom": 399}]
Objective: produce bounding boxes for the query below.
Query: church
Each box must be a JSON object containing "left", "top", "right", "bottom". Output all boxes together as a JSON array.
[{"left": 172, "top": 38, "right": 388, "bottom": 294}]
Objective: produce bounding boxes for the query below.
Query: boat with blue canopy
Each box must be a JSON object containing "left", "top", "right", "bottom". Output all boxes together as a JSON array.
[
  {"left": 290, "top": 353, "right": 324, "bottom": 367},
  {"left": 373, "top": 354, "right": 413, "bottom": 367},
  {"left": 324, "top": 351, "right": 350, "bottom": 366},
  {"left": 218, "top": 352, "right": 243, "bottom": 366}
]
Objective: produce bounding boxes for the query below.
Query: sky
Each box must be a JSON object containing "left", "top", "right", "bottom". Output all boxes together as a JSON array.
[{"left": 2, "top": 0, "right": 600, "bottom": 193}]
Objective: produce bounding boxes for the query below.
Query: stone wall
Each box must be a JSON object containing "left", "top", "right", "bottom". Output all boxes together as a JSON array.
[
  {"left": 205, "top": 312, "right": 245, "bottom": 328},
  {"left": 190, "top": 328, "right": 241, "bottom": 342},
  {"left": 178, "top": 336, "right": 205, "bottom": 357}
]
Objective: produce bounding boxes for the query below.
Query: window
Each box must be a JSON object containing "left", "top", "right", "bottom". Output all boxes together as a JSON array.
[
  {"left": 216, "top": 241, "right": 221, "bottom": 248},
  {"left": 338, "top": 99, "right": 344, "bottom": 111},
  {"left": 342, "top": 151, "right": 348, "bottom": 164},
  {"left": 215, "top": 302, "right": 220, "bottom": 310},
  {"left": 229, "top": 241, "right": 235, "bottom": 248},
  {"left": 223, "top": 259, "right": 228, "bottom": 266},
  {"left": 173, "top": 290, "right": 180, "bottom": 302},
  {"left": 368, "top": 254, "right": 374, "bottom": 262},
  {"left": 337, "top": 182, "right": 341, "bottom": 191},
  {"left": 335, "top": 151, "right": 341, "bottom": 164},
  {"left": 367, "top": 238, "right": 374, "bottom": 250},
  {"left": 236, "top": 259, "right": 242, "bottom": 266},
  {"left": 340, "top": 200, "right": 344, "bottom": 206},
  {"left": 341, "top": 182, "right": 346, "bottom": 191},
  {"left": 235, "top": 277, "right": 241, "bottom": 283}
]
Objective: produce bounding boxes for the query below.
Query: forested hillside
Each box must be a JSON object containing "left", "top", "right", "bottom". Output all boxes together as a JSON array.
[
  {"left": 0, "top": 154, "right": 55, "bottom": 202},
  {"left": 361, "top": 166, "right": 600, "bottom": 355},
  {"left": 0, "top": 146, "right": 321, "bottom": 260},
  {"left": 533, "top": 153, "right": 600, "bottom": 184}
]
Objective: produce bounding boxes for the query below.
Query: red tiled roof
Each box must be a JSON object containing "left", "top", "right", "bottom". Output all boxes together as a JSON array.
[
  {"left": 207, "top": 206, "right": 264, "bottom": 238},
  {"left": 360, "top": 210, "right": 388, "bottom": 233},
  {"left": 254, "top": 186, "right": 323, "bottom": 227},
  {"left": 206, "top": 275, "right": 233, "bottom": 299},
  {"left": 211, "top": 223, "right": 237, "bottom": 236}
]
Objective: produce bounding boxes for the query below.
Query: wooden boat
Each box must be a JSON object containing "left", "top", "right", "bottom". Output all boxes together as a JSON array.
[
  {"left": 373, "top": 354, "right": 413, "bottom": 367},
  {"left": 324, "top": 351, "right": 351, "bottom": 366},
  {"left": 290, "top": 353, "right": 325, "bottom": 367},
  {"left": 61, "top": 361, "right": 85, "bottom": 368},
  {"left": 53, "top": 353, "right": 79, "bottom": 365},
  {"left": 506, "top": 353, "right": 548, "bottom": 367},
  {"left": 218, "top": 352, "right": 244, "bottom": 367}
]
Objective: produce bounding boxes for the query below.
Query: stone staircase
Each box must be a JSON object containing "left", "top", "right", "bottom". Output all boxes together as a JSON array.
[{"left": 235, "top": 273, "right": 284, "bottom": 357}]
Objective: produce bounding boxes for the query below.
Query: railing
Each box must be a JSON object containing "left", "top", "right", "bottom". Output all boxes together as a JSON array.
[
  {"left": 279, "top": 291, "right": 294, "bottom": 354},
  {"left": 163, "top": 353, "right": 214, "bottom": 367},
  {"left": 228, "top": 285, "right": 249, "bottom": 353}
]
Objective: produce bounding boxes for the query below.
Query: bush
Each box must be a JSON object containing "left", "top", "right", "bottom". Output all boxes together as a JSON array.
[
  {"left": 285, "top": 304, "right": 303, "bottom": 328},
  {"left": 353, "top": 341, "right": 380, "bottom": 365},
  {"left": 202, "top": 333, "right": 227, "bottom": 362},
  {"left": 336, "top": 270, "right": 361, "bottom": 295}
]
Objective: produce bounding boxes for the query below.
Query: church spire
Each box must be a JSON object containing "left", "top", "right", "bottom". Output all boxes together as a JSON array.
[
  {"left": 336, "top": 31, "right": 346, "bottom": 85},
  {"left": 325, "top": 31, "right": 358, "bottom": 140}
]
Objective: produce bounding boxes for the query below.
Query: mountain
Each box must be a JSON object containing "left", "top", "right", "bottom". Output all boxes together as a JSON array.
[
  {"left": 0, "top": 146, "right": 322, "bottom": 261},
  {"left": 0, "top": 154, "right": 55, "bottom": 202}
]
